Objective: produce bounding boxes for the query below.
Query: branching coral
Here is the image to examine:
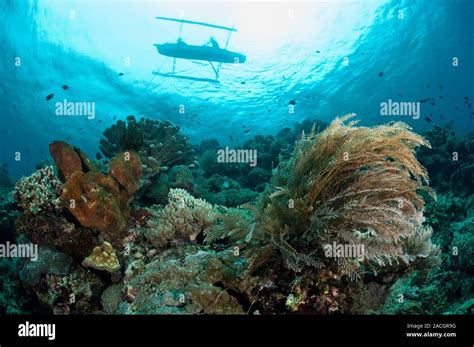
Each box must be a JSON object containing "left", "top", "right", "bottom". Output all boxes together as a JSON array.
[
  {"left": 14, "top": 166, "right": 62, "bottom": 215},
  {"left": 145, "top": 189, "right": 213, "bottom": 249},
  {"left": 99, "top": 116, "right": 197, "bottom": 181}
]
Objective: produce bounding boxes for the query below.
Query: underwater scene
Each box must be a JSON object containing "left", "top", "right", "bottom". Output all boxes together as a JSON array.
[{"left": 1, "top": 0, "right": 474, "bottom": 321}]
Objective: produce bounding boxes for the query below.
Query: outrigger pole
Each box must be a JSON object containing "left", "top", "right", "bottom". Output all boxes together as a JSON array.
[{"left": 156, "top": 16, "right": 237, "bottom": 32}]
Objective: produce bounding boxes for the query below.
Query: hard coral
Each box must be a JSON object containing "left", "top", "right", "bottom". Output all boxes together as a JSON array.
[
  {"left": 99, "top": 116, "right": 197, "bottom": 181},
  {"left": 82, "top": 241, "right": 120, "bottom": 273},
  {"left": 145, "top": 188, "right": 213, "bottom": 249},
  {"left": 119, "top": 245, "right": 246, "bottom": 314},
  {"left": 14, "top": 166, "right": 62, "bottom": 215}
]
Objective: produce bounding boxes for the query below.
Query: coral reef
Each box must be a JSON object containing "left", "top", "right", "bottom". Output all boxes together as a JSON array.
[
  {"left": 418, "top": 125, "right": 474, "bottom": 196},
  {"left": 201, "top": 114, "right": 440, "bottom": 314},
  {"left": 99, "top": 116, "right": 197, "bottom": 182},
  {"left": 6, "top": 115, "right": 468, "bottom": 316},
  {"left": 0, "top": 259, "right": 30, "bottom": 314},
  {"left": 0, "top": 163, "right": 13, "bottom": 189}
]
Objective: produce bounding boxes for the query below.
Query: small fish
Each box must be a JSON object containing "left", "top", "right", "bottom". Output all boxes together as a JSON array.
[
  {"left": 289, "top": 100, "right": 296, "bottom": 105},
  {"left": 244, "top": 129, "right": 250, "bottom": 133},
  {"left": 98, "top": 120, "right": 102, "bottom": 123},
  {"left": 465, "top": 96, "right": 469, "bottom": 100},
  {"left": 425, "top": 117, "right": 432, "bottom": 123},
  {"left": 378, "top": 72, "right": 384, "bottom": 77},
  {"left": 440, "top": 115, "right": 444, "bottom": 120},
  {"left": 315, "top": 50, "right": 321, "bottom": 53},
  {"left": 439, "top": 85, "right": 443, "bottom": 89},
  {"left": 439, "top": 96, "right": 443, "bottom": 99},
  {"left": 45, "top": 93, "right": 54, "bottom": 101},
  {"left": 79, "top": 128, "right": 83, "bottom": 131},
  {"left": 426, "top": 84, "right": 430, "bottom": 88},
  {"left": 240, "top": 81, "right": 246, "bottom": 84},
  {"left": 118, "top": 72, "right": 124, "bottom": 76},
  {"left": 66, "top": 136, "right": 71, "bottom": 140},
  {"left": 398, "top": 94, "right": 403, "bottom": 97},
  {"left": 62, "top": 85, "right": 69, "bottom": 90},
  {"left": 113, "top": 116, "right": 117, "bottom": 120},
  {"left": 431, "top": 102, "right": 435, "bottom": 106}
]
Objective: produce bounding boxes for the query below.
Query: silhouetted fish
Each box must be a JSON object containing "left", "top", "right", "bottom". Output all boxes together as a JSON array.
[
  {"left": 289, "top": 100, "right": 296, "bottom": 105},
  {"left": 62, "top": 85, "right": 69, "bottom": 90},
  {"left": 45, "top": 94, "right": 54, "bottom": 101},
  {"left": 118, "top": 72, "right": 124, "bottom": 76},
  {"left": 439, "top": 85, "right": 443, "bottom": 89},
  {"left": 244, "top": 129, "right": 250, "bottom": 133},
  {"left": 426, "top": 84, "right": 430, "bottom": 88},
  {"left": 378, "top": 72, "right": 384, "bottom": 77},
  {"left": 425, "top": 117, "right": 432, "bottom": 123},
  {"left": 398, "top": 94, "right": 403, "bottom": 97},
  {"left": 316, "top": 50, "right": 321, "bottom": 53}
]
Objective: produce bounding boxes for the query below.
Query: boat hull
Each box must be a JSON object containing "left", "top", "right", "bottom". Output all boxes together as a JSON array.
[{"left": 154, "top": 43, "right": 246, "bottom": 64}]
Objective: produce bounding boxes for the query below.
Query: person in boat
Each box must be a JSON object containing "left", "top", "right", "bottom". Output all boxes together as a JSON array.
[
  {"left": 206, "top": 36, "right": 220, "bottom": 49},
  {"left": 176, "top": 38, "right": 187, "bottom": 45}
]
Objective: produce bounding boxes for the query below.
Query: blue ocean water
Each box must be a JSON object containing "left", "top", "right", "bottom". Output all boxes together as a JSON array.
[{"left": 1, "top": 0, "right": 473, "bottom": 177}]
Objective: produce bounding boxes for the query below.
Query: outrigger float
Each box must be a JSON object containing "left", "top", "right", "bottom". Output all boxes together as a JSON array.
[{"left": 153, "top": 16, "right": 247, "bottom": 82}]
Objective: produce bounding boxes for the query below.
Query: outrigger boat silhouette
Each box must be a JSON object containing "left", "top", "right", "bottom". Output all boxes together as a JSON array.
[{"left": 153, "top": 16, "right": 246, "bottom": 82}]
